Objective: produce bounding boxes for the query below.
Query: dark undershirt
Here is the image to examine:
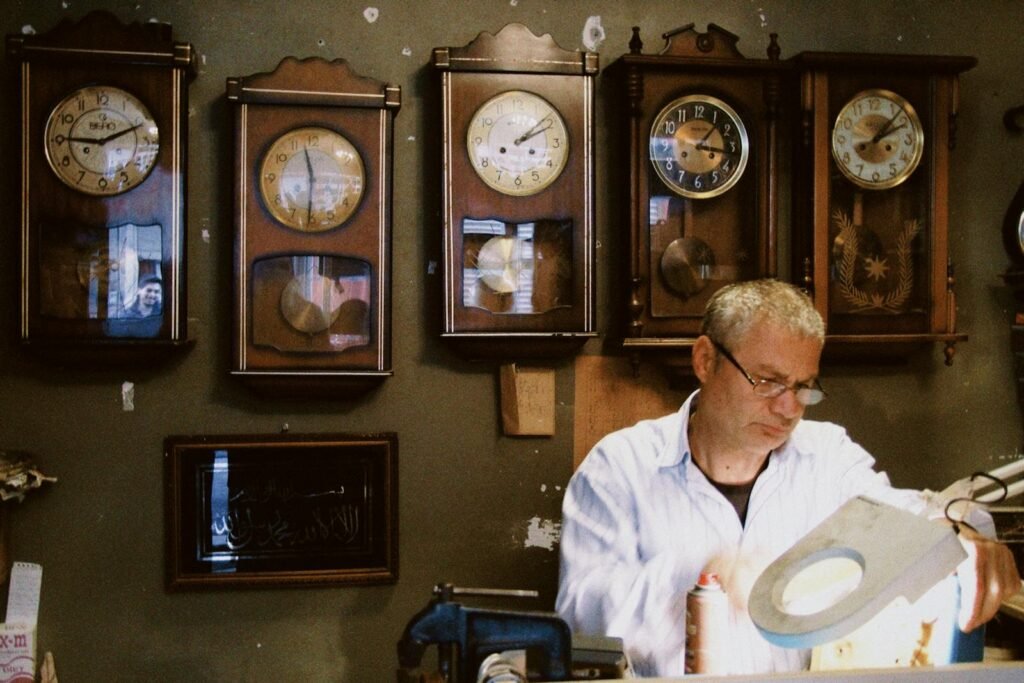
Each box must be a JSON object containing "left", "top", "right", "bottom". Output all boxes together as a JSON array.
[
  {"left": 688, "top": 399, "right": 769, "bottom": 525},
  {"left": 702, "top": 456, "right": 770, "bottom": 526}
]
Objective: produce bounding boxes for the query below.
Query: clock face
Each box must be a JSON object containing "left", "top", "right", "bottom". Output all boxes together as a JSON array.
[
  {"left": 649, "top": 94, "right": 750, "bottom": 199},
  {"left": 258, "top": 126, "right": 365, "bottom": 232},
  {"left": 44, "top": 85, "right": 160, "bottom": 196},
  {"left": 466, "top": 89, "right": 570, "bottom": 196},
  {"left": 831, "top": 88, "right": 924, "bottom": 190}
]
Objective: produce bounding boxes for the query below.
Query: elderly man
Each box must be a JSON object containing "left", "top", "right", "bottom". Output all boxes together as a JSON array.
[{"left": 557, "top": 279, "right": 1020, "bottom": 677}]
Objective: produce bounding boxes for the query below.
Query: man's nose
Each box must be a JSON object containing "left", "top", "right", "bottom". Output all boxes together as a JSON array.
[{"left": 770, "top": 388, "right": 804, "bottom": 419}]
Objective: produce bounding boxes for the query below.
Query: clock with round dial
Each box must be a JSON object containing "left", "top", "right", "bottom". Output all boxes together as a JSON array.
[
  {"left": 649, "top": 94, "right": 749, "bottom": 199},
  {"left": 466, "top": 89, "right": 569, "bottom": 197},
  {"left": 831, "top": 88, "right": 924, "bottom": 190},
  {"left": 44, "top": 84, "right": 160, "bottom": 196},
  {"left": 258, "top": 126, "right": 365, "bottom": 232}
]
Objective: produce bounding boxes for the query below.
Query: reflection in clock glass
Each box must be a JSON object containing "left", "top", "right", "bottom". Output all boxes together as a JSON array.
[
  {"left": 482, "top": 112, "right": 552, "bottom": 174},
  {"left": 461, "top": 218, "right": 572, "bottom": 315},
  {"left": 44, "top": 86, "right": 160, "bottom": 196},
  {"left": 277, "top": 147, "right": 362, "bottom": 229},
  {"left": 259, "top": 127, "right": 365, "bottom": 232},
  {"left": 40, "top": 220, "right": 165, "bottom": 337},
  {"left": 252, "top": 255, "right": 371, "bottom": 353}
]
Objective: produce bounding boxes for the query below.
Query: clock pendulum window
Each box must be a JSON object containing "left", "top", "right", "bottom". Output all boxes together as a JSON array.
[
  {"left": 790, "top": 51, "right": 976, "bottom": 364},
  {"left": 7, "top": 11, "right": 195, "bottom": 364},
  {"left": 228, "top": 57, "right": 400, "bottom": 396}
]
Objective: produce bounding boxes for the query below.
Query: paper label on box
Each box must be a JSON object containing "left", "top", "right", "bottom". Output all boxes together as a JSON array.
[{"left": 0, "top": 623, "right": 35, "bottom": 683}]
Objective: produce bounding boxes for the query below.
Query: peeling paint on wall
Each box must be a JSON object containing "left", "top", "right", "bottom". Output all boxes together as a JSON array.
[
  {"left": 582, "top": 16, "right": 605, "bottom": 52},
  {"left": 363, "top": 7, "right": 379, "bottom": 23},
  {"left": 121, "top": 382, "right": 135, "bottom": 411},
  {"left": 523, "top": 516, "right": 561, "bottom": 550}
]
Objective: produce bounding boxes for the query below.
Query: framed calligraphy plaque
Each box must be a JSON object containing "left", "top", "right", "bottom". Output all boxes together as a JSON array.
[{"left": 164, "top": 432, "right": 397, "bottom": 590}]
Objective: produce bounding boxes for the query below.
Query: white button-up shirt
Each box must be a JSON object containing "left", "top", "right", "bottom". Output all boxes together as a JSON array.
[{"left": 556, "top": 390, "right": 937, "bottom": 677}]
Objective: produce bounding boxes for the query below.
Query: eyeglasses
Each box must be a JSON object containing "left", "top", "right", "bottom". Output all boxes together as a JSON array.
[{"left": 710, "top": 339, "right": 826, "bottom": 406}]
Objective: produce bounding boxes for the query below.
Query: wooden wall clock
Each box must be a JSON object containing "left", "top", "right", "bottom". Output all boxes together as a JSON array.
[
  {"left": 227, "top": 57, "right": 400, "bottom": 394},
  {"left": 6, "top": 11, "right": 195, "bottom": 360},
  {"left": 432, "top": 23, "right": 598, "bottom": 359},
  {"left": 790, "top": 51, "right": 976, "bottom": 364},
  {"left": 607, "top": 24, "right": 785, "bottom": 371}
]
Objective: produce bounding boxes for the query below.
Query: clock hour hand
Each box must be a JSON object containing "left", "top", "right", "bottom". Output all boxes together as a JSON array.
[
  {"left": 695, "top": 142, "right": 738, "bottom": 157},
  {"left": 514, "top": 114, "right": 554, "bottom": 145},
  {"left": 65, "top": 124, "right": 142, "bottom": 147}
]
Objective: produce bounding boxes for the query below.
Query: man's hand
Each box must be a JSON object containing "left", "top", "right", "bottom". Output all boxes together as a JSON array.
[{"left": 955, "top": 524, "right": 1022, "bottom": 632}]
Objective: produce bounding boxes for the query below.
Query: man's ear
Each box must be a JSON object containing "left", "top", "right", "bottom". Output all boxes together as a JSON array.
[{"left": 692, "top": 335, "right": 715, "bottom": 383}]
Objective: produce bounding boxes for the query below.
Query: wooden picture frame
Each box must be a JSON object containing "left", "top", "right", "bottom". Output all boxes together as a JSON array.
[{"left": 164, "top": 432, "right": 397, "bottom": 590}]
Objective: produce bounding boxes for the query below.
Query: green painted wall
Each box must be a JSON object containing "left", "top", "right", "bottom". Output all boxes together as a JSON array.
[{"left": 0, "top": 1, "right": 1020, "bottom": 680}]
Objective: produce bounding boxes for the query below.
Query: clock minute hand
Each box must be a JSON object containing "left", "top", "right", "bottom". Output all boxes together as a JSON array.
[
  {"left": 95, "top": 122, "right": 143, "bottom": 145},
  {"left": 513, "top": 115, "right": 553, "bottom": 145}
]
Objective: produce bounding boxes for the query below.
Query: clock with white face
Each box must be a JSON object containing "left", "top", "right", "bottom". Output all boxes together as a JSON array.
[
  {"left": 44, "top": 84, "right": 160, "bottom": 196},
  {"left": 466, "top": 89, "right": 569, "bottom": 197}
]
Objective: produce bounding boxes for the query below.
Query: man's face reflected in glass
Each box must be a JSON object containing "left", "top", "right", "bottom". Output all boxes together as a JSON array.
[{"left": 139, "top": 282, "right": 162, "bottom": 308}]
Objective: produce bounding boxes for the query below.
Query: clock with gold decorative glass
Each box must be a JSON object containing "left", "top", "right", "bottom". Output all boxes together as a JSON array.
[
  {"left": 6, "top": 11, "right": 194, "bottom": 361},
  {"left": 432, "top": 23, "right": 597, "bottom": 359},
  {"left": 608, "top": 24, "right": 784, "bottom": 372},
  {"left": 228, "top": 57, "right": 399, "bottom": 394},
  {"left": 791, "top": 51, "right": 976, "bottom": 364}
]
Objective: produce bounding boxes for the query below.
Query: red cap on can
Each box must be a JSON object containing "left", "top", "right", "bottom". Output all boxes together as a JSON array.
[{"left": 697, "top": 572, "right": 720, "bottom": 587}]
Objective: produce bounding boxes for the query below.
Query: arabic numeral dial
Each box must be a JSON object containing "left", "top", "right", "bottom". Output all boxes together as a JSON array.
[
  {"left": 831, "top": 88, "right": 924, "bottom": 190},
  {"left": 648, "top": 94, "right": 750, "bottom": 199}
]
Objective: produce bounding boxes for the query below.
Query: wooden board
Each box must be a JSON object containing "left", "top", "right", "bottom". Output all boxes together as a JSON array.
[{"left": 572, "top": 355, "right": 688, "bottom": 470}]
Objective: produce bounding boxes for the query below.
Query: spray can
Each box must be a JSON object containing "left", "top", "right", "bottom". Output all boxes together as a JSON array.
[{"left": 684, "top": 571, "right": 729, "bottom": 674}]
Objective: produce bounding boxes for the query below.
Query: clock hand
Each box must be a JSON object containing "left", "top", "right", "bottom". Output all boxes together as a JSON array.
[
  {"left": 304, "top": 147, "right": 315, "bottom": 219},
  {"left": 695, "top": 142, "right": 738, "bottom": 157},
  {"left": 66, "top": 123, "right": 143, "bottom": 146},
  {"left": 66, "top": 135, "right": 100, "bottom": 144},
  {"left": 96, "top": 122, "right": 143, "bottom": 145},
  {"left": 697, "top": 122, "right": 717, "bottom": 144},
  {"left": 514, "top": 114, "right": 554, "bottom": 145},
  {"left": 871, "top": 107, "right": 905, "bottom": 143}
]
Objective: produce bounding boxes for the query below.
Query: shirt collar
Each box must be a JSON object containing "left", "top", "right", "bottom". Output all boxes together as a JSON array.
[
  {"left": 658, "top": 389, "right": 701, "bottom": 469},
  {"left": 664, "top": 388, "right": 794, "bottom": 478}
]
